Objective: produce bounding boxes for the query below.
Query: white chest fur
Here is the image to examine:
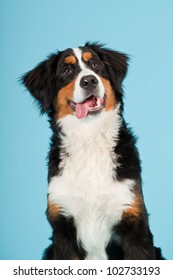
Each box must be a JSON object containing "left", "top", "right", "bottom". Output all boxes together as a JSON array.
[{"left": 48, "top": 109, "right": 135, "bottom": 259}]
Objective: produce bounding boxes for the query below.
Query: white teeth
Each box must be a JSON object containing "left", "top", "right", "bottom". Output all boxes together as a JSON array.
[
  {"left": 88, "top": 98, "right": 102, "bottom": 112},
  {"left": 97, "top": 98, "right": 100, "bottom": 106}
]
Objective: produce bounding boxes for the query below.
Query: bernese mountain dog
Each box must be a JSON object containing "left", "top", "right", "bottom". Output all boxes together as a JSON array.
[{"left": 22, "top": 43, "right": 164, "bottom": 260}]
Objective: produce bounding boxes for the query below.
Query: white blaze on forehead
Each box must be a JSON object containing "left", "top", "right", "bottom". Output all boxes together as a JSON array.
[
  {"left": 72, "top": 48, "right": 105, "bottom": 103},
  {"left": 73, "top": 48, "right": 86, "bottom": 70}
]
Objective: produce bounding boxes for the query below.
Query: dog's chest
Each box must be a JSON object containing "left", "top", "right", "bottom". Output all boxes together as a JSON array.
[
  {"left": 48, "top": 128, "right": 135, "bottom": 259},
  {"left": 63, "top": 133, "right": 114, "bottom": 191}
]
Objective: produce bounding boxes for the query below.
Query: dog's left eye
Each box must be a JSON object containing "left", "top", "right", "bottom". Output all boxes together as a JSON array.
[
  {"left": 91, "top": 61, "right": 101, "bottom": 70},
  {"left": 63, "top": 67, "right": 73, "bottom": 76}
]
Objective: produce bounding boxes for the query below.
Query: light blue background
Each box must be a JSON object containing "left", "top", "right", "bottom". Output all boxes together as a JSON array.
[{"left": 0, "top": 0, "right": 173, "bottom": 259}]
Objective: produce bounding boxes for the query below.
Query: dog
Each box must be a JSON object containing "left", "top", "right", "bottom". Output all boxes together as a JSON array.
[{"left": 22, "top": 42, "right": 164, "bottom": 260}]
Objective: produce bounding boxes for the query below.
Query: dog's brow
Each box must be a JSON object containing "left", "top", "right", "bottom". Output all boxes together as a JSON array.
[
  {"left": 64, "top": 55, "right": 76, "bottom": 64},
  {"left": 82, "top": 52, "right": 93, "bottom": 62}
]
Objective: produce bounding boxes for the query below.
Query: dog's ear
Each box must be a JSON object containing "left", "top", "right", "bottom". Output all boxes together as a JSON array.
[
  {"left": 102, "top": 48, "right": 128, "bottom": 87},
  {"left": 86, "top": 42, "right": 129, "bottom": 90},
  {"left": 21, "top": 53, "right": 59, "bottom": 113}
]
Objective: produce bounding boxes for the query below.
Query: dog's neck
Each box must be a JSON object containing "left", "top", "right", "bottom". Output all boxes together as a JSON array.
[{"left": 57, "top": 105, "right": 122, "bottom": 145}]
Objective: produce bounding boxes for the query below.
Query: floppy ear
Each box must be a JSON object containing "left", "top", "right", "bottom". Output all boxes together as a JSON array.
[
  {"left": 86, "top": 42, "right": 129, "bottom": 91},
  {"left": 21, "top": 53, "right": 59, "bottom": 113}
]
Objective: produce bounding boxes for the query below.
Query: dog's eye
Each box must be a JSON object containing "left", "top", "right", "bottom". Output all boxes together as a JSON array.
[
  {"left": 91, "top": 61, "right": 101, "bottom": 70},
  {"left": 63, "top": 67, "right": 73, "bottom": 76}
]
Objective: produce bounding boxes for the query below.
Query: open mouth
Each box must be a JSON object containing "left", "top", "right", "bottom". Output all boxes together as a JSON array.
[{"left": 68, "top": 95, "right": 105, "bottom": 119}]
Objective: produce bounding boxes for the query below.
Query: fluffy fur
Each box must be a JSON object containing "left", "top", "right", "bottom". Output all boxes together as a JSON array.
[{"left": 22, "top": 42, "right": 164, "bottom": 260}]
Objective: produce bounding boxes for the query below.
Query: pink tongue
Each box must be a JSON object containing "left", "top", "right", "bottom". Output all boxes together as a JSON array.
[
  {"left": 75, "top": 98, "right": 95, "bottom": 119},
  {"left": 75, "top": 103, "right": 89, "bottom": 119}
]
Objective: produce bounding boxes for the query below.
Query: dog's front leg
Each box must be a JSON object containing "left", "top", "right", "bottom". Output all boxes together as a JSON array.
[
  {"left": 47, "top": 204, "right": 85, "bottom": 260},
  {"left": 116, "top": 209, "right": 155, "bottom": 260},
  {"left": 53, "top": 215, "right": 85, "bottom": 260}
]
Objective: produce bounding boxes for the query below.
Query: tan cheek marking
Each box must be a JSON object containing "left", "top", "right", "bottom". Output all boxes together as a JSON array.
[
  {"left": 82, "top": 52, "right": 93, "bottom": 62},
  {"left": 47, "top": 202, "right": 60, "bottom": 221},
  {"left": 65, "top": 55, "right": 76, "bottom": 64},
  {"left": 100, "top": 77, "right": 116, "bottom": 111},
  {"left": 56, "top": 79, "right": 76, "bottom": 119}
]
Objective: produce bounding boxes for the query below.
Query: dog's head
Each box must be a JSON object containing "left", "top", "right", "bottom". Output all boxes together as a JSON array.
[{"left": 22, "top": 43, "right": 128, "bottom": 121}]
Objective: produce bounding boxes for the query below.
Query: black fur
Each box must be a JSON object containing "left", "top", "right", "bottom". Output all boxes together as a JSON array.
[
  {"left": 22, "top": 43, "right": 164, "bottom": 260},
  {"left": 22, "top": 54, "right": 59, "bottom": 113},
  {"left": 44, "top": 215, "right": 86, "bottom": 260}
]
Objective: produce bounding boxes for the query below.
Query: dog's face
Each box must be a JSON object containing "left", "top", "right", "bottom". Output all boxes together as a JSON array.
[{"left": 22, "top": 43, "right": 128, "bottom": 121}]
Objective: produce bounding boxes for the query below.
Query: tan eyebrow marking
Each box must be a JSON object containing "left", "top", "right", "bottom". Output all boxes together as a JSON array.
[
  {"left": 65, "top": 55, "right": 76, "bottom": 64},
  {"left": 82, "top": 51, "right": 93, "bottom": 62}
]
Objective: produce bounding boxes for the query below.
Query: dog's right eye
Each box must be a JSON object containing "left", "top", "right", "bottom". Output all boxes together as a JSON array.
[{"left": 63, "top": 67, "right": 73, "bottom": 77}]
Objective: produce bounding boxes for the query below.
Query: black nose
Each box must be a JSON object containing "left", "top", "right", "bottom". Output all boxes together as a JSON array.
[{"left": 80, "top": 75, "right": 98, "bottom": 90}]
